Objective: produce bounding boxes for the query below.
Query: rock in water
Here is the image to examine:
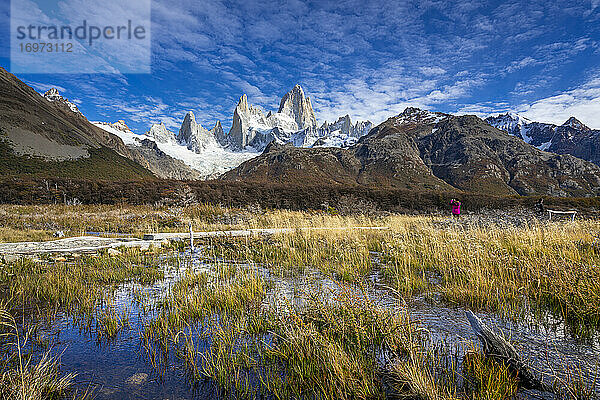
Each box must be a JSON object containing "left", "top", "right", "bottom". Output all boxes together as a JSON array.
[
  {"left": 465, "top": 311, "right": 550, "bottom": 391},
  {"left": 125, "top": 372, "right": 148, "bottom": 386}
]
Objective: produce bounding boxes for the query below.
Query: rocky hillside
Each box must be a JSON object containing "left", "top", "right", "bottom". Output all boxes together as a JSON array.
[
  {"left": 486, "top": 113, "right": 600, "bottom": 166},
  {"left": 0, "top": 67, "right": 154, "bottom": 180},
  {"left": 224, "top": 108, "right": 600, "bottom": 197}
]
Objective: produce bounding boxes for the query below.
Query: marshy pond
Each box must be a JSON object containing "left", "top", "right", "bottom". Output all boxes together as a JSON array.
[{"left": 1, "top": 212, "right": 599, "bottom": 399}]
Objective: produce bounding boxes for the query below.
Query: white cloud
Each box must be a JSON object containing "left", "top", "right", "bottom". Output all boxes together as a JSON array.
[
  {"left": 517, "top": 77, "right": 600, "bottom": 129},
  {"left": 419, "top": 66, "right": 446, "bottom": 76},
  {"left": 25, "top": 81, "right": 68, "bottom": 94},
  {"left": 505, "top": 56, "right": 539, "bottom": 73}
]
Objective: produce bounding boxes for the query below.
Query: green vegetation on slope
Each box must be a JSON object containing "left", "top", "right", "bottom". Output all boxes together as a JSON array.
[{"left": 0, "top": 140, "right": 154, "bottom": 181}]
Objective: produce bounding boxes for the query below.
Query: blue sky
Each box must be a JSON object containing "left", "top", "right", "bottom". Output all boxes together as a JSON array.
[{"left": 1, "top": 0, "right": 599, "bottom": 133}]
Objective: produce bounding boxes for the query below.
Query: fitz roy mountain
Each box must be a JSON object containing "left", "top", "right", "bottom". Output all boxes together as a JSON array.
[
  {"left": 225, "top": 85, "right": 371, "bottom": 150},
  {"left": 486, "top": 113, "right": 600, "bottom": 167}
]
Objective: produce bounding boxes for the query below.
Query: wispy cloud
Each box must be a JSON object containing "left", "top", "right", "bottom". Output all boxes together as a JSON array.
[
  {"left": 517, "top": 76, "right": 600, "bottom": 129},
  {"left": 5, "top": 0, "right": 599, "bottom": 134},
  {"left": 25, "top": 81, "right": 68, "bottom": 93}
]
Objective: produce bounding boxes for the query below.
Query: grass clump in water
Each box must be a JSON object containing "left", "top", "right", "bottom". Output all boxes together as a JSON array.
[
  {"left": 156, "top": 271, "right": 419, "bottom": 399},
  {"left": 0, "top": 305, "right": 82, "bottom": 400}
]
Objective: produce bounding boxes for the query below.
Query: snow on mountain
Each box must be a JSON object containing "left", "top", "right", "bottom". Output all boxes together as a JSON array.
[
  {"left": 311, "top": 115, "right": 373, "bottom": 147},
  {"left": 226, "top": 85, "right": 372, "bottom": 151},
  {"left": 393, "top": 107, "right": 449, "bottom": 126},
  {"left": 177, "top": 111, "right": 219, "bottom": 153},
  {"left": 148, "top": 122, "right": 176, "bottom": 144},
  {"left": 43, "top": 88, "right": 82, "bottom": 115},
  {"left": 562, "top": 117, "right": 590, "bottom": 132},
  {"left": 484, "top": 112, "right": 600, "bottom": 167},
  {"left": 93, "top": 120, "right": 257, "bottom": 179},
  {"left": 485, "top": 113, "right": 599, "bottom": 162},
  {"left": 93, "top": 120, "right": 141, "bottom": 146},
  {"left": 277, "top": 84, "right": 317, "bottom": 130},
  {"left": 94, "top": 84, "right": 374, "bottom": 180},
  {"left": 148, "top": 136, "right": 258, "bottom": 179},
  {"left": 484, "top": 112, "right": 537, "bottom": 143}
]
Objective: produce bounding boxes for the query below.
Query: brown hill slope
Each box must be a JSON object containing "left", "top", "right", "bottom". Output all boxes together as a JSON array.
[
  {"left": 223, "top": 108, "right": 600, "bottom": 197},
  {"left": 0, "top": 67, "right": 154, "bottom": 180}
]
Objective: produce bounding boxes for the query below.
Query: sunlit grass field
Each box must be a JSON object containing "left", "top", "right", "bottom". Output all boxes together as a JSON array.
[{"left": 0, "top": 204, "right": 598, "bottom": 399}]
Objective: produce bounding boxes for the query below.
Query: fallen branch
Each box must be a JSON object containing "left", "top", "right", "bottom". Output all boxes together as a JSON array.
[{"left": 465, "top": 310, "right": 551, "bottom": 392}]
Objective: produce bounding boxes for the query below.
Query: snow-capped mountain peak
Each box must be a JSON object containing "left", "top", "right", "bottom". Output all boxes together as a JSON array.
[
  {"left": 210, "top": 120, "right": 227, "bottom": 146},
  {"left": 485, "top": 112, "right": 532, "bottom": 135},
  {"left": 43, "top": 88, "right": 82, "bottom": 115},
  {"left": 562, "top": 117, "right": 590, "bottom": 132},
  {"left": 148, "top": 122, "right": 175, "bottom": 143},
  {"left": 277, "top": 84, "right": 317, "bottom": 130},
  {"left": 226, "top": 84, "right": 371, "bottom": 151},
  {"left": 394, "top": 107, "right": 449, "bottom": 125},
  {"left": 93, "top": 120, "right": 142, "bottom": 146},
  {"left": 95, "top": 84, "right": 375, "bottom": 180},
  {"left": 177, "top": 111, "right": 217, "bottom": 153}
]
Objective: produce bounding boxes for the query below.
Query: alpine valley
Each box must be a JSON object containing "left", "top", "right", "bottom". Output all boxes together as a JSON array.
[{"left": 2, "top": 66, "right": 600, "bottom": 197}]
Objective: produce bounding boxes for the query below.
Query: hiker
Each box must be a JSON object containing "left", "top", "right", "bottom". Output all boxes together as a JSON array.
[
  {"left": 450, "top": 199, "right": 461, "bottom": 218},
  {"left": 535, "top": 198, "right": 545, "bottom": 214}
]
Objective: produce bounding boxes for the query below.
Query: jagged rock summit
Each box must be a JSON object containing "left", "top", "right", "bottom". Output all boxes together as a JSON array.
[
  {"left": 486, "top": 112, "right": 600, "bottom": 165},
  {"left": 177, "top": 111, "right": 223, "bottom": 153},
  {"left": 223, "top": 106, "right": 600, "bottom": 197},
  {"left": 148, "top": 123, "right": 175, "bottom": 143},
  {"left": 43, "top": 88, "right": 82, "bottom": 115},
  {"left": 225, "top": 84, "right": 372, "bottom": 151},
  {"left": 277, "top": 84, "right": 317, "bottom": 130},
  {"left": 562, "top": 117, "right": 590, "bottom": 132}
]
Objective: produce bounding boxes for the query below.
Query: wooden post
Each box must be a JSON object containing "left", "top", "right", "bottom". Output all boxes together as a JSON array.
[{"left": 189, "top": 222, "right": 194, "bottom": 251}]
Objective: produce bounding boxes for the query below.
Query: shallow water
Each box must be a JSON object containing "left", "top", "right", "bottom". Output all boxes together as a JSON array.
[{"left": 32, "top": 249, "right": 600, "bottom": 399}]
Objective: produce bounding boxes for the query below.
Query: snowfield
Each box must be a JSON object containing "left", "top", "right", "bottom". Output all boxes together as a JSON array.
[{"left": 93, "top": 122, "right": 260, "bottom": 179}]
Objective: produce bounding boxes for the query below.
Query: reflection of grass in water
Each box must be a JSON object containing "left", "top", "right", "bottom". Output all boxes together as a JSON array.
[
  {"left": 0, "top": 247, "right": 175, "bottom": 397},
  {"left": 96, "top": 307, "right": 129, "bottom": 341},
  {"left": 146, "top": 268, "right": 538, "bottom": 400},
  {"left": 0, "top": 304, "right": 89, "bottom": 399},
  {"left": 142, "top": 266, "right": 421, "bottom": 399},
  {"left": 0, "top": 248, "right": 166, "bottom": 322}
]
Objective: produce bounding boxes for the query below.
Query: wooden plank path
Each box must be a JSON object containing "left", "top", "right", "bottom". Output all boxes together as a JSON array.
[
  {"left": 143, "top": 226, "right": 388, "bottom": 241},
  {"left": 0, "top": 227, "right": 388, "bottom": 259}
]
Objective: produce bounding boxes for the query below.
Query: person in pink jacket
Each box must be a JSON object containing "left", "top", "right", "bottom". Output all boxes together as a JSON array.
[{"left": 450, "top": 199, "right": 461, "bottom": 217}]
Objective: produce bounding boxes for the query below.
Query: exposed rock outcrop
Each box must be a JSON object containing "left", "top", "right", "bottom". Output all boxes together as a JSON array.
[
  {"left": 177, "top": 111, "right": 217, "bottom": 153},
  {"left": 486, "top": 112, "right": 600, "bottom": 166}
]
